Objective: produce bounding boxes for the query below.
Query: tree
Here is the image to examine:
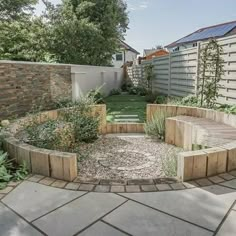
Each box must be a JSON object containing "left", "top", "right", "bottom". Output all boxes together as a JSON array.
[
  {"left": 198, "top": 39, "right": 224, "bottom": 108},
  {"left": 0, "top": 0, "right": 129, "bottom": 65},
  {"left": 45, "top": 0, "right": 129, "bottom": 65},
  {"left": 0, "top": 0, "right": 38, "bottom": 20}
]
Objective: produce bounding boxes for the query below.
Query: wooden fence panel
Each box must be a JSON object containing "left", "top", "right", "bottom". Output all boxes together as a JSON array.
[{"left": 129, "top": 35, "right": 236, "bottom": 104}]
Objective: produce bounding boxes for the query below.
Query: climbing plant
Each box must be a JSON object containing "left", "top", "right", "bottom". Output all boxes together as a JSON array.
[
  {"left": 144, "top": 64, "right": 154, "bottom": 90},
  {"left": 198, "top": 39, "right": 224, "bottom": 108}
]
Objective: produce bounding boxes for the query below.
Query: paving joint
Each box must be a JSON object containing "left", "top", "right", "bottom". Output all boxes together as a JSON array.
[
  {"left": 115, "top": 193, "right": 215, "bottom": 233},
  {"left": 213, "top": 200, "right": 236, "bottom": 236},
  {"left": 73, "top": 199, "right": 129, "bottom": 236}
]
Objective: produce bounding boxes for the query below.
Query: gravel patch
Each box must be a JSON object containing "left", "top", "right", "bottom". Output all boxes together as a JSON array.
[{"left": 77, "top": 134, "right": 182, "bottom": 180}]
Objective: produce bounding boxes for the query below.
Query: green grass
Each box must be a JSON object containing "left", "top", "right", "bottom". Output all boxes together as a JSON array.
[{"left": 105, "top": 95, "right": 147, "bottom": 123}]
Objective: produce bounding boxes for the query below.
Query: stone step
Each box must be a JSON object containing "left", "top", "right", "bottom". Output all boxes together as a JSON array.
[
  {"left": 114, "top": 118, "right": 140, "bottom": 123},
  {"left": 114, "top": 115, "right": 139, "bottom": 118}
]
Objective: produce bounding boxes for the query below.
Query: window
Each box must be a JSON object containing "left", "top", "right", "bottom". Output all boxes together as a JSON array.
[
  {"left": 116, "top": 53, "right": 123, "bottom": 61},
  {"left": 173, "top": 46, "right": 179, "bottom": 52},
  {"left": 193, "top": 42, "right": 197, "bottom": 47}
]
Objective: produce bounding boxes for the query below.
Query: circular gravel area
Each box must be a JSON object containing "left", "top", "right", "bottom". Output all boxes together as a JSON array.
[{"left": 78, "top": 134, "right": 182, "bottom": 180}]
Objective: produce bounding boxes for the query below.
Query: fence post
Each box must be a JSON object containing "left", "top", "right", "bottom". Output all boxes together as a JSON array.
[
  {"left": 168, "top": 54, "right": 171, "bottom": 96},
  {"left": 195, "top": 42, "right": 201, "bottom": 95}
]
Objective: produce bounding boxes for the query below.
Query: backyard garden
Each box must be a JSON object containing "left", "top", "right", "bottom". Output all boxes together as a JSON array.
[{"left": 1, "top": 39, "right": 236, "bottom": 189}]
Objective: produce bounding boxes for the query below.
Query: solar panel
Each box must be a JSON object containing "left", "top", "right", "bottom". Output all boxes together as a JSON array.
[{"left": 176, "top": 22, "right": 236, "bottom": 44}]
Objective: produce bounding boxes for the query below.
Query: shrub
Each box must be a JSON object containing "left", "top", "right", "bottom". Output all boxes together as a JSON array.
[
  {"left": 128, "top": 86, "right": 138, "bottom": 95},
  {"left": 155, "top": 95, "right": 167, "bottom": 104},
  {"left": 180, "top": 95, "right": 200, "bottom": 106},
  {"left": 218, "top": 104, "right": 236, "bottom": 114},
  {"left": 128, "top": 86, "right": 148, "bottom": 96},
  {"left": 0, "top": 151, "right": 28, "bottom": 189},
  {"left": 25, "top": 120, "right": 74, "bottom": 151},
  {"left": 61, "top": 107, "right": 99, "bottom": 143},
  {"left": 87, "top": 88, "right": 105, "bottom": 104},
  {"left": 137, "top": 87, "right": 148, "bottom": 96},
  {"left": 73, "top": 114, "right": 99, "bottom": 143},
  {"left": 110, "top": 88, "right": 121, "bottom": 96},
  {"left": 161, "top": 148, "right": 178, "bottom": 177},
  {"left": 145, "top": 92, "right": 158, "bottom": 103},
  {"left": 121, "top": 82, "right": 132, "bottom": 91},
  {"left": 54, "top": 98, "right": 77, "bottom": 109},
  {"left": 144, "top": 112, "right": 167, "bottom": 140}
]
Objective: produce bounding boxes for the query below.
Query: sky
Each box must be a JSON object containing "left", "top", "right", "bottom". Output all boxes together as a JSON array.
[{"left": 36, "top": 0, "right": 236, "bottom": 55}]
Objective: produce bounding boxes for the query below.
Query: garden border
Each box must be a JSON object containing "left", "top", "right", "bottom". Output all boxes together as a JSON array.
[
  {"left": 2, "top": 104, "right": 145, "bottom": 182},
  {"left": 3, "top": 104, "right": 236, "bottom": 183}
]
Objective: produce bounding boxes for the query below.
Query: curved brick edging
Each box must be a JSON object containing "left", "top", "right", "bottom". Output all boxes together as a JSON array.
[
  {"left": 1, "top": 171, "right": 236, "bottom": 201},
  {"left": 20, "top": 171, "right": 236, "bottom": 193}
]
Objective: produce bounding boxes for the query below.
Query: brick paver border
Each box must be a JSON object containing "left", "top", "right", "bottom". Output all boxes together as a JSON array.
[{"left": 0, "top": 170, "right": 228, "bottom": 195}]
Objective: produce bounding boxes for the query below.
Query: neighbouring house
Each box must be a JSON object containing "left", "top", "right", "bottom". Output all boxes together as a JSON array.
[
  {"left": 138, "top": 48, "right": 169, "bottom": 64},
  {"left": 166, "top": 20, "right": 236, "bottom": 52},
  {"left": 112, "top": 40, "right": 140, "bottom": 68}
]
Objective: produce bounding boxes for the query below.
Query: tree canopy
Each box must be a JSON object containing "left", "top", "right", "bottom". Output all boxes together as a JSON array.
[{"left": 0, "top": 0, "right": 129, "bottom": 65}]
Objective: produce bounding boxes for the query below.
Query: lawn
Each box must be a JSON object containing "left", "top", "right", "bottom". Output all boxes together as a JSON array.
[{"left": 105, "top": 94, "right": 147, "bottom": 123}]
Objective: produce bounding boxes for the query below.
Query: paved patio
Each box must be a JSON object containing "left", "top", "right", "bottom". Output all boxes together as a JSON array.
[{"left": 1, "top": 180, "right": 236, "bottom": 236}]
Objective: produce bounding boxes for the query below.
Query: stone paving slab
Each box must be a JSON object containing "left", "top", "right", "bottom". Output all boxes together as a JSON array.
[
  {"left": 2, "top": 181, "right": 84, "bottom": 221},
  {"left": 216, "top": 210, "right": 236, "bottom": 236},
  {"left": 78, "top": 221, "right": 126, "bottom": 236},
  {"left": 103, "top": 200, "right": 213, "bottom": 236},
  {"left": 33, "top": 192, "right": 126, "bottom": 236},
  {"left": 220, "top": 179, "right": 236, "bottom": 189},
  {"left": 121, "top": 185, "right": 236, "bottom": 231},
  {"left": 0, "top": 202, "right": 43, "bottom": 236}
]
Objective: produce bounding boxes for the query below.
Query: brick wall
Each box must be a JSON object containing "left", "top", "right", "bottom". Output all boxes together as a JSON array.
[{"left": 0, "top": 61, "right": 71, "bottom": 119}]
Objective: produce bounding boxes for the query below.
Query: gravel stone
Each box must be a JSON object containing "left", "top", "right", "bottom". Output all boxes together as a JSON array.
[{"left": 77, "top": 136, "right": 181, "bottom": 180}]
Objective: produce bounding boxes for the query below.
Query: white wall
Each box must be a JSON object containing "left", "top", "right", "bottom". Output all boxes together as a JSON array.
[
  {"left": 71, "top": 65, "right": 123, "bottom": 101},
  {"left": 112, "top": 50, "right": 138, "bottom": 68}
]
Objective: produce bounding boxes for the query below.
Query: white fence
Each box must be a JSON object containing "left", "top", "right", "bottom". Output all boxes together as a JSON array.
[
  {"left": 71, "top": 65, "right": 123, "bottom": 101},
  {"left": 127, "top": 34, "right": 236, "bottom": 105}
]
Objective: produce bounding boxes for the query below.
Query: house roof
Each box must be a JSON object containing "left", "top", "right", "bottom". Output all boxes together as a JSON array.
[
  {"left": 166, "top": 20, "right": 236, "bottom": 48},
  {"left": 120, "top": 40, "right": 140, "bottom": 54},
  {"left": 145, "top": 49, "right": 169, "bottom": 59},
  {"left": 143, "top": 49, "right": 157, "bottom": 57}
]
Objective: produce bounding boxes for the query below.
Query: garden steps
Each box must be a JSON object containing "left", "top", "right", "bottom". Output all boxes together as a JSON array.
[{"left": 114, "top": 114, "right": 140, "bottom": 123}]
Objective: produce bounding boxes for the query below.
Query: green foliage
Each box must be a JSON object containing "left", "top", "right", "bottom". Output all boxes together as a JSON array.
[
  {"left": 218, "top": 104, "right": 236, "bottom": 114},
  {"left": 0, "top": 0, "right": 37, "bottom": 20},
  {"left": 73, "top": 115, "right": 99, "bottom": 143},
  {"left": 144, "top": 112, "right": 167, "bottom": 140},
  {"left": 0, "top": 0, "right": 129, "bottom": 65},
  {"left": 179, "top": 95, "right": 200, "bottom": 107},
  {"left": 155, "top": 95, "right": 167, "bottom": 104},
  {"left": 54, "top": 98, "right": 77, "bottom": 109},
  {"left": 109, "top": 88, "right": 121, "bottom": 96},
  {"left": 0, "top": 151, "right": 28, "bottom": 189},
  {"left": 13, "top": 162, "right": 29, "bottom": 181},
  {"left": 121, "top": 81, "right": 132, "bottom": 92},
  {"left": 198, "top": 39, "right": 224, "bottom": 108},
  {"left": 25, "top": 119, "right": 74, "bottom": 151},
  {"left": 87, "top": 88, "right": 105, "bottom": 104},
  {"left": 0, "top": 18, "right": 53, "bottom": 62},
  {"left": 161, "top": 148, "right": 178, "bottom": 177},
  {"left": 128, "top": 86, "right": 148, "bottom": 96},
  {"left": 145, "top": 91, "right": 158, "bottom": 103},
  {"left": 144, "top": 64, "right": 154, "bottom": 90}
]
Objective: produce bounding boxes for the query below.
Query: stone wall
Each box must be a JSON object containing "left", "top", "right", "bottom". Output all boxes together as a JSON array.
[{"left": 0, "top": 61, "right": 71, "bottom": 119}]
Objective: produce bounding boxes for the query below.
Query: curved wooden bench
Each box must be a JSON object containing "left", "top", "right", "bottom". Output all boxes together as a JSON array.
[{"left": 147, "top": 104, "right": 236, "bottom": 181}]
